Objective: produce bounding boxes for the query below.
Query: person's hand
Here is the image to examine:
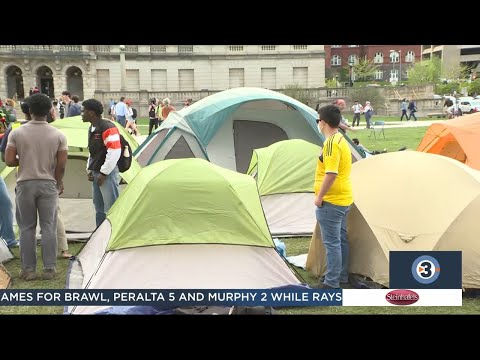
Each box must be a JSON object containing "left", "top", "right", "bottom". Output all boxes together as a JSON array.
[
  {"left": 314, "top": 196, "right": 323, "bottom": 208},
  {"left": 87, "top": 172, "right": 94, "bottom": 182},
  {"left": 57, "top": 182, "right": 64, "bottom": 195},
  {"left": 97, "top": 173, "right": 106, "bottom": 187}
]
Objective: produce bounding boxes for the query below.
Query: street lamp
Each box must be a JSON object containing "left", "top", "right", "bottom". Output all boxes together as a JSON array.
[
  {"left": 348, "top": 59, "right": 354, "bottom": 87},
  {"left": 119, "top": 45, "right": 126, "bottom": 91}
]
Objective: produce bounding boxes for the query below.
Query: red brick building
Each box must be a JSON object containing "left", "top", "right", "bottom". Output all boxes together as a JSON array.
[{"left": 325, "top": 45, "right": 422, "bottom": 84}]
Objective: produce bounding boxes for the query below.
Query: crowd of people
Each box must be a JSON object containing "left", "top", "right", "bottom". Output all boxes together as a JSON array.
[{"left": 0, "top": 93, "right": 127, "bottom": 281}]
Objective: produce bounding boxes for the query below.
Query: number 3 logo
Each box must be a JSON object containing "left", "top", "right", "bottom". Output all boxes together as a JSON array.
[{"left": 412, "top": 256, "right": 440, "bottom": 284}]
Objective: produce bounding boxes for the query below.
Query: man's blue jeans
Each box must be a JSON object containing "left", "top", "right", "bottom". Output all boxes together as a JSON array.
[
  {"left": 315, "top": 201, "right": 351, "bottom": 288},
  {"left": 0, "top": 177, "right": 16, "bottom": 245},
  {"left": 92, "top": 167, "right": 120, "bottom": 227},
  {"left": 116, "top": 115, "right": 126, "bottom": 127}
]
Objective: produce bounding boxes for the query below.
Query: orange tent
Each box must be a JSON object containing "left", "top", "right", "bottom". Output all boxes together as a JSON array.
[{"left": 417, "top": 113, "right": 480, "bottom": 170}]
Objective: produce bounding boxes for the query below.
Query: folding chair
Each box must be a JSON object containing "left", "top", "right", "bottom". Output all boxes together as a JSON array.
[{"left": 369, "top": 121, "right": 385, "bottom": 139}]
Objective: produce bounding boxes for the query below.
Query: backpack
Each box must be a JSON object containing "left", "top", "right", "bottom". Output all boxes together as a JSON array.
[
  {"left": 117, "top": 134, "right": 133, "bottom": 173},
  {"left": 132, "top": 108, "right": 137, "bottom": 119},
  {"left": 148, "top": 105, "right": 157, "bottom": 118}
]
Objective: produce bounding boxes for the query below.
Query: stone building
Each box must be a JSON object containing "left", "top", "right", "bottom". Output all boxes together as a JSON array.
[{"left": 0, "top": 45, "right": 326, "bottom": 103}]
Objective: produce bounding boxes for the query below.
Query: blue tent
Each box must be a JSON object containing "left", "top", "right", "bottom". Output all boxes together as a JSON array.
[{"left": 135, "top": 87, "right": 364, "bottom": 173}]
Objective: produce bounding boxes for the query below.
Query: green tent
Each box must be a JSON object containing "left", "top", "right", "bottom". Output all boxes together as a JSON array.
[
  {"left": 67, "top": 158, "right": 303, "bottom": 314},
  {"left": 247, "top": 139, "right": 320, "bottom": 237}
]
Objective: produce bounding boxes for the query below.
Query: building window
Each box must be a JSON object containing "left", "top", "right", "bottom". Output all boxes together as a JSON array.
[
  {"left": 390, "top": 51, "right": 399, "bottom": 63},
  {"left": 293, "top": 67, "right": 308, "bottom": 87},
  {"left": 348, "top": 45, "right": 359, "bottom": 47},
  {"left": 375, "top": 70, "right": 383, "bottom": 80},
  {"left": 96, "top": 69, "right": 110, "bottom": 91},
  {"left": 178, "top": 45, "right": 193, "bottom": 53},
  {"left": 293, "top": 45, "right": 308, "bottom": 50},
  {"left": 261, "top": 68, "right": 276, "bottom": 89},
  {"left": 261, "top": 45, "right": 276, "bottom": 51},
  {"left": 405, "top": 50, "right": 415, "bottom": 63},
  {"left": 373, "top": 52, "right": 384, "bottom": 64},
  {"left": 390, "top": 69, "right": 399, "bottom": 81},
  {"left": 179, "top": 69, "right": 194, "bottom": 90},
  {"left": 331, "top": 45, "right": 341, "bottom": 48},
  {"left": 151, "top": 69, "right": 167, "bottom": 91},
  {"left": 229, "top": 68, "right": 245, "bottom": 88},
  {"left": 331, "top": 55, "right": 341, "bottom": 66},
  {"left": 348, "top": 54, "right": 358, "bottom": 65},
  {"left": 229, "top": 45, "right": 244, "bottom": 52},
  {"left": 126, "top": 69, "right": 140, "bottom": 91}
]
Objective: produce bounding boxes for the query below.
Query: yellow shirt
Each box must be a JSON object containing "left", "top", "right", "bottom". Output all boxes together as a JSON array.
[{"left": 314, "top": 132, "right": 353, "bottom": 206}]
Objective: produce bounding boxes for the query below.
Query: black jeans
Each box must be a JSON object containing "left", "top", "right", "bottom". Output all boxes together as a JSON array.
[{"left": 148, "top": 118, "right": 159, "bottom": 135}]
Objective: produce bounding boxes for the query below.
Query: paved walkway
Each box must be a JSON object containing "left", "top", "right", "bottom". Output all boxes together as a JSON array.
[{"left": 351, "top": 119, "right": 447, "bottom": 130}]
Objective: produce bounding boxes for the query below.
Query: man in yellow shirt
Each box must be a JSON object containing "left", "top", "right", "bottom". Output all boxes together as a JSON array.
[{"left": 314, "top": 105, "right": 353, "bottom": 289}]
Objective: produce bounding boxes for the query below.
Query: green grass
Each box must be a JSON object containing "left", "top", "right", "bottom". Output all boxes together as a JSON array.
[
  {"left": 0, "top": 242, "right": 85, "bottom": 315},
  {"left": 277, "top": 238, "right": 480, "bottom": 315},
  {"left": 350, "top": 126, "right": 426, "bottom": 153}
]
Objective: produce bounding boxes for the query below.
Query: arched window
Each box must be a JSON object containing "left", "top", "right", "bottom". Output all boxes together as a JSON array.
[
  {"left": 373, "top": 52, "right": 384, "bottom": 64},
  {"left": 331, "top": 55, "right": 342, "bottom": 66},
  {"left": 405, "top": 50, "right": 415, "bottom": 63},
  {"left": 375, "top": 70, "right": 383, "bottom": 80},
  {"left": 390, "top": 51, "right": 399, "bottom": 63},
  {"left": 348, "top": 54, "right": 358, "bottom": 65}
]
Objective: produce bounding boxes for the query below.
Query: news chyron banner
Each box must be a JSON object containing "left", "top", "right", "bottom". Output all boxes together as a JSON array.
[{"left": 0, "top": 252, "right": 463, "bottom": 309}]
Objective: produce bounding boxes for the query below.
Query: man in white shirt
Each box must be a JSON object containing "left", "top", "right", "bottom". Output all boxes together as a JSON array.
[{"left": 351, "top": 100, "right": 363, "bottom": 127}]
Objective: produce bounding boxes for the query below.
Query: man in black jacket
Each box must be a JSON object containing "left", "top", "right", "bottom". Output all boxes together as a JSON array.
[{"left": 82, "top": 99, "right": 121, "bottom": 227}]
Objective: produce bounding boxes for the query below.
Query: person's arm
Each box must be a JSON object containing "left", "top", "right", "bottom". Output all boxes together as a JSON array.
[
  {"left": 55, "top": 133, "right": 68, "bottom": 194},
  {"left": 314, "top": 138, "right": 341, "bottom": 207},
  {"left": 97, "top": 126, "right": 121, "bottom": 186},
  {"left": 5, "top": 146, "right": 18, "bottom": 167},
  {"left": 0, "top": 126, "right": 12, "bottom": 162},
  {"left": 55, "top": 150, "right": 68, "bottom": 195}
]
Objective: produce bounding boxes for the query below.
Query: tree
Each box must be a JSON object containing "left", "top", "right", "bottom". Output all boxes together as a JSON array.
[
  {"left": 325, "top": 78, "right": 338, "bottom": 88},
  {"left": 407, "top": 57, "right": 442, "bottom": 85},
  {"left": 442, "top": 63, "right": 470, "bottom": 81},
  {"left": 347, "top": 57, "right": 379, "bottom": 82}
]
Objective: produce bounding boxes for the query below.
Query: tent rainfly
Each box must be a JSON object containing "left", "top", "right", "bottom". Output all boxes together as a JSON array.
[
  {"left": 306, "top": 151, "right": 480, "bottom": 289},
  {"left": 417, "top": 112, "right": 480, "bottom": 170},
  {"left": 134, "top": 87, "right": 364, "bottom": 173},
  {"left": 66, "top": 158, "right": 304, "bottom": 315},
  {"left": 247, "top": 139, "right": 320, "bottom": 237}
]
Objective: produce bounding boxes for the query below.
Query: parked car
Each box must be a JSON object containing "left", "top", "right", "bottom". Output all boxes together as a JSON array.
[{"left": 470, "top": 100, "right": 480, "bottom": 113}]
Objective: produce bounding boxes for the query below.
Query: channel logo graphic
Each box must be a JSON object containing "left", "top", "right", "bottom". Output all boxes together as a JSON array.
[
  {"left": 390, "top": 251, "right": 461, "bottom": 289},
  {"left": 385, "top": 289, "right": 419, "bottom": 306},
  {"left": 411, "top": 255, "right": 440, "bottom": 284}
]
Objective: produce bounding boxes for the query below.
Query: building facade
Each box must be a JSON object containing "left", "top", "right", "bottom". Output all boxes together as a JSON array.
[
  {"left": 0, "top": 45, "right": 325, "bottom": 101},
  {"left": 325, "top": 45, "right": 422, "bottom": 83},
  {"left": 421, "top": 45, "right": 480, "bottom": 78}
]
